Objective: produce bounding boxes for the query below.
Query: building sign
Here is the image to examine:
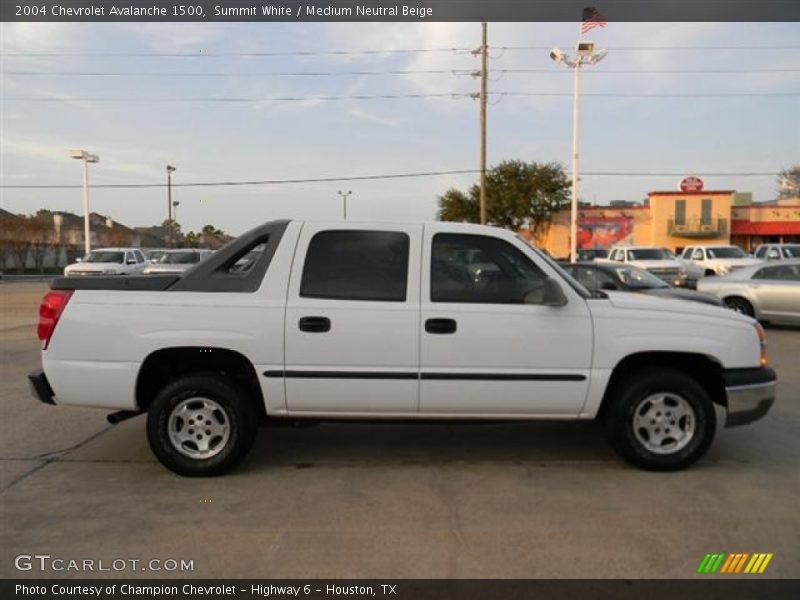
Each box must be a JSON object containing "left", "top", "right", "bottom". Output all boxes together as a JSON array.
[
  {"left": 679, "top": 176, "right": 704, "bottom": 192},
  {"left": 577, "top": 216, "right": 634, "bottom": 249}
]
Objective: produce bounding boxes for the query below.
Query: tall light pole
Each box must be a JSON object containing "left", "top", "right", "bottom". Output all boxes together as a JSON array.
[
  {"left": 337, "top": 190, "right": 352, "bottom": 220},
  {"left": 69, "top": 149, "right": 100, "bottom": 256},
  {"left": 166, "top": 165, "right": 176, "bottom": 247},
  {"left": 550, "top": 42, "right": 607, "bottom": 262}
]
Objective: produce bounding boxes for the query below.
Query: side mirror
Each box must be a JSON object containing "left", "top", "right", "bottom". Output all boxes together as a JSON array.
[{"left": 524, "top": 277, "right": 568, "bottom": 307}]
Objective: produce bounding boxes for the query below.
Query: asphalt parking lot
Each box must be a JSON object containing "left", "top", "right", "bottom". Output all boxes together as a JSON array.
[{"left": 1, "top": 281, "right": 798, "bottom": 579}]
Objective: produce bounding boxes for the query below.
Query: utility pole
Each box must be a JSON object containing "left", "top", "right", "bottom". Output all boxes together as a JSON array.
[
  {"left": 166, "top": 165, "right": 176, "bottom": 247},
  {"left": 479, "top": 21, "right": 488, "bottom": 225}
]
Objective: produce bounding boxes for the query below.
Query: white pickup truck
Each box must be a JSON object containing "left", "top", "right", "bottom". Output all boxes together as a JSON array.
[{"left": 29, "top": 220, "right": 776, "bottom": 476}]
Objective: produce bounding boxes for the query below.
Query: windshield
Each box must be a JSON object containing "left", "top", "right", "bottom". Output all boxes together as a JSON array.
[
  {"left": 706, "top": 246, "right": 746, "bottom": 259},
  {"left": 611, "top": 266, "right": 669, "bottom": 289},
  {"left": 84, "top": 251, "right": 124, "bottom": 263},
  {"left": 516, "top": 236, "right": 591, "bottom": 299},
  {"left": 158, "top": 251, "right": 200, "bottom": 264},
  {"left": 628, "top": 248, "right": 671, "bottom": 260},
  {"left": 783, "top": 246, "right": 800, "bottom": 258}
]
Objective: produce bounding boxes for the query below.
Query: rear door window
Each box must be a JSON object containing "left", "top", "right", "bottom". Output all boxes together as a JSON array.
[{"left": 300, "top": 230, "right": 410, "bottom": 302}]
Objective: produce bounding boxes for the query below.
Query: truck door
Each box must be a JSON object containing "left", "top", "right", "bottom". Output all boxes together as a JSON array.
[
  {"left": 283, "top": 223, "right": 422, "bottom": 414},
  {"left": 419, "top": 226, "right": 592, "bottom": 416}
]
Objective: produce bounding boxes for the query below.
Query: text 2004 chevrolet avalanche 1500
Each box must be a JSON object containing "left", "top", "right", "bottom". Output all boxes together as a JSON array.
[{"left": 29, "top": 221, "right": 776, "bottom": 476}]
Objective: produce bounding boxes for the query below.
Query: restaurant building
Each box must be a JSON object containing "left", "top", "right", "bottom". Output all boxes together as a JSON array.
[{"left": 530, "top": 177, "right": 800, "bottom": 259}]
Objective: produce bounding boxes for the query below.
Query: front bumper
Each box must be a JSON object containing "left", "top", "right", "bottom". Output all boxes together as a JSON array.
[
  {"left": 723, "top": 366, "right": 776, "bottom": 427},
  {"left": 28, "top": 369, "right": 56, "bottom": 405}
]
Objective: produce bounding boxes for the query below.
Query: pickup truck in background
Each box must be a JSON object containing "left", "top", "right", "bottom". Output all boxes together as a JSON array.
[
  {"left": 679, "top": 245, "right": 763, "bottom": 280},
  {"left": 596, "top": 245, "right": 685, "bottom": 286},
  {"left": 753, "top": 243, "right": 800, "bottom": 261},
  {"left": 29, "top": 221, "right": 776, "bottom": 476},
  {"left": 63, "top": 247, "right": 148, "bottom": 277}
]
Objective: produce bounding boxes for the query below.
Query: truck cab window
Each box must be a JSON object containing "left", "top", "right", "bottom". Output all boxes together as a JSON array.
[{"left": 431, "top": 233, "right": 546, "bottom": 303}]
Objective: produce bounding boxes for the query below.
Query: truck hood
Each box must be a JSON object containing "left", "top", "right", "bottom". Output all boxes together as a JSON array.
[
  {"left": 600, "top": 290, "right": 751, "bottom": 324},
  {"left": 143, "top": 264, "right": 193, "bottom": 274},
  {"left": 628, "top": 259, "right": 683, "bottom": 270},
  {"left": 706, "top": 258, "right": 762, "bottom": 268},
  {"left": 65, "top": 262, "right": 122, "bottom": 273}
]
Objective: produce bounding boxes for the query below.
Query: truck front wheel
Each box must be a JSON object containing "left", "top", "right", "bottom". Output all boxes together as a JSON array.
[
  {"left": 146, "top": 373, "right": 258, "bottom": 476},
  {"left": 604, "top": 368, "right": 716, "bottom": 471}
]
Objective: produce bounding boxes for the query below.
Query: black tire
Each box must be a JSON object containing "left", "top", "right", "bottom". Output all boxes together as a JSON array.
[
  {"left": 146, "top": 373, "right": 258, "bottom": 476},
  {"left": 724, "top": 296, "right": 754, "bottom": 317},
  {"left": 604, "top": 368, "right": 716, "bottom": 471}
]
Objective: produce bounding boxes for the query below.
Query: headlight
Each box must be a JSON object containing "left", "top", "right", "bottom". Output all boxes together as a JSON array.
[{"left": 717, "top": 265, "right": 729, "bottom": 275}]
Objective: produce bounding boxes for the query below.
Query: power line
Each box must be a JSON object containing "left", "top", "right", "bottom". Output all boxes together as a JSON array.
[
  {"left": 0, "top": 169, "right": 481, "bottom": 189},
  {"left": 0, "top": 47, "right": 474, "bottom": 58},
  {"left": 4, "top": 91, "right": 797, "bottom": 102},
  {"left": 0, "top": 171, "right": 778, "bottom": 190},
  {"left": 3, "top": 44, "right": 799, "bottom": 58},
  {"left": 497, "top": 45, "right": 800, "bottom": 51},
  {"left": 6, "top": 68, "right": 800, "bottom": 77}
]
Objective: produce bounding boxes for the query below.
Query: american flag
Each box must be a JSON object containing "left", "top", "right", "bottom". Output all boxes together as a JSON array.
[{"left": 581, "top": 7, "right": 607, "bottom": 35}]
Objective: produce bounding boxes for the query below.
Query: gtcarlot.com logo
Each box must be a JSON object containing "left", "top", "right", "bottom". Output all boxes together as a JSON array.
[
  {"left": 697, "top": 552, "right": 773, "bottom": 574},
  {"left": 14, "top": 554, "right": 194, "bottom": 572}
]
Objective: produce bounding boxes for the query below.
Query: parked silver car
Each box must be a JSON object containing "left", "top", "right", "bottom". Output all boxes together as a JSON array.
[
  {"left": 697, "top": 259, "right": 800, "bottom": 324},
  {"left": 142, "top": 249, "right": 213, "bottom": 275}
]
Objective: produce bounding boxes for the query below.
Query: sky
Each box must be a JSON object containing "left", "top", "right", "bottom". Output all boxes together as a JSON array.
[{"left": 1, "top": 21, "right": 799, "bottom": 236}]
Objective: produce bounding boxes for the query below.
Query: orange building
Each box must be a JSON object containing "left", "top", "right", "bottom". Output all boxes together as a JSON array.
[{"left": 530, "top": 182, "right": 800, "bottom": 259}]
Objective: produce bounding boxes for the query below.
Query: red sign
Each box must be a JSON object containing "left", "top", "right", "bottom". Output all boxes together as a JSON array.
[{"left": 679, "top": 176, "right": 704, "bottom": 192}]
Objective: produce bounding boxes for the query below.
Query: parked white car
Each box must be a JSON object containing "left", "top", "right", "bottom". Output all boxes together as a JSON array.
[
  {"left": 679, "top": 245, "right": 762, "bottom": 279},
  {"left": 753, "top": 243, "right": 800, "bottom": 261},
  {"left": 598, "top": 246, "right": 684, "bottom": 286},
  {"left": 63, "top": 248, "right": 147, "bottom": 277},
  {"left": 142, "top": 249, "right": 213, "bottom": 275},
  {"left": 31, "top": 221, "right": 775, "bottom": 476}
]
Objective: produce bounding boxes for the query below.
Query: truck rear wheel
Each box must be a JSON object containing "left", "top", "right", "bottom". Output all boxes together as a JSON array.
[
  {"left": 604, "top": 368, "right": 715, "bottom": 471},
  {"left": 146, "top": 373, "right": 258, "bottom": 476}
]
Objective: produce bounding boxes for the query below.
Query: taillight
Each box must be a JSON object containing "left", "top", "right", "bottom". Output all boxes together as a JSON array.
[{"left": 38, "top": 289, "right": 73, "bottom": 350}]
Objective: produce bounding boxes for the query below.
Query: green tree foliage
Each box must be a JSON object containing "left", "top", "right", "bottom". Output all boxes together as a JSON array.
[{"left": 437, "top": 160, "right": 571, "bottom": 236}]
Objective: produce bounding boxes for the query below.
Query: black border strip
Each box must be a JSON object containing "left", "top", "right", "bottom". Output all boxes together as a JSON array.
[{"left": 264, "top": 370, "right": 586, "bottom": 381}]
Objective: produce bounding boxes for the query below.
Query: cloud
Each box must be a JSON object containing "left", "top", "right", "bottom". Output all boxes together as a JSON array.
[
  {"left": 2, "top": 135, "right": 163, "bottom": 177},
  {"left": 347, "top": 107, "right": 399, "bottom": 126}
]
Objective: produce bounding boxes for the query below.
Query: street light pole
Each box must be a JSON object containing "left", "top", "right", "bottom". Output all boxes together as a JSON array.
[
  {"left": 166, "top": 165, "right": 176, "bottom": 247},
  {"left": 69, "top": 149, "right": 100, "bottom": 256},
  {"left": 570, "top": 61, "right": 581, "bottom": 265},
  {"left": 337, "top": 190, "right": 352, "bottom": 220},
  {"left": 549, "top": 42, "right": 607, "bottom": 263}
]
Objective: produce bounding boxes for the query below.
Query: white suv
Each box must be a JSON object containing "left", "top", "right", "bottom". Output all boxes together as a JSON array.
[{"left": 64, "top": 248, "right": 147, "bottom": 277}]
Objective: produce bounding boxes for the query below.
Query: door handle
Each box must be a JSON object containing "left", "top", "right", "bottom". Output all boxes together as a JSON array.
[
  {"left": 425, "top": 318, "right": 457, "bottom": 334},
  {"left": 298, "top": 316, "right": 331, "bottom": 333}
]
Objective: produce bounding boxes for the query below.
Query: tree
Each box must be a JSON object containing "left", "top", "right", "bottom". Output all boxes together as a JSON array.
[
  {"left": 778, "top": 165, "right": 800, "bottom": 199},
  {"left": 437, "top": 160, "right": 571, "bottom": 239},
  {"left": 162, "top": 219, "right": 182, "bottom": 245}
]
